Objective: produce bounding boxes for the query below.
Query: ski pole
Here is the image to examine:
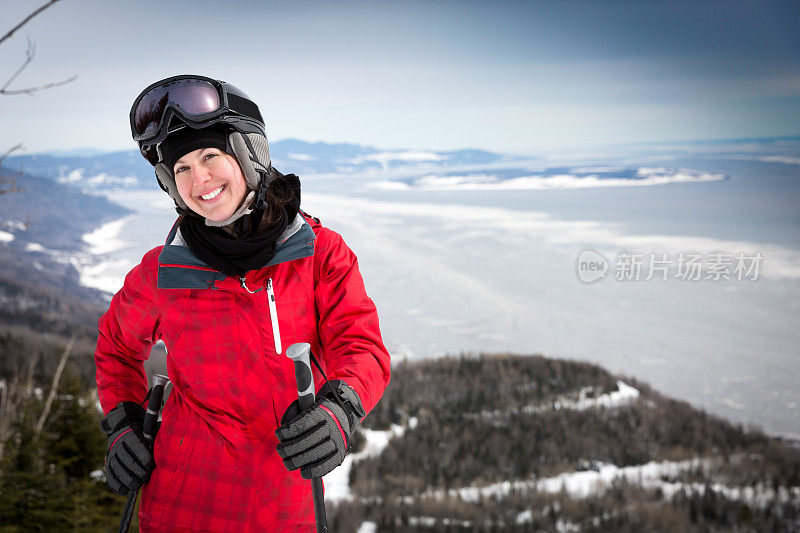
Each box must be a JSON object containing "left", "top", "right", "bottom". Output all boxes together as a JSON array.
[
  {"left": 286, "top": 343, "right": 328, "bottom": 533},
  {"left": 118, "top": 373, "right": 170, "bottom": 533}
]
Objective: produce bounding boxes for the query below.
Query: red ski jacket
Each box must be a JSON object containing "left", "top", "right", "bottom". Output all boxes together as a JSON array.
[{"left": 95, "top": 212, "right": 391, "bottom": 532}]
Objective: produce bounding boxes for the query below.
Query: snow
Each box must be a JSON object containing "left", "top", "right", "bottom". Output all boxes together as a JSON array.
[
  {"left": 58, "top": 168, "right": 85, "bottom": 184},
  {"left": 726, "top": 155, "right": 800, "bottom": 166},
  {"left": 57, "top": 168, "right": 137, "bottom": 188},
  {"left": 365, "top": 151, "right": 446, "bottom": 163},
  {"left": 367, "top": 168, "right": 724, "bottom": 191},
  {"left": 356, "top": 522, "right": 376, "bottom": 533},
  {"left": 287, "top": 153, "right": 315, "bottom": 161},
  {"left": 304, "top": 192, "right": 800, "bottom": 281},
  {"left": 466, "top": 381, "right": 640, "bottom": 421},
  {"left": 435, "top": 459, "right": 703, "bottom": 502},
  {"left": 1, "top": 220, "right": 27, "bottom": 231},
  {"left": 0, "top": 230, "right": 14, "bottom": 243},
  {"left": 515, "top": 509, "right": 533, "bottom": 524},
  {"left": 82, "top": 215, "right": 134, "bottom": 255},
  {"left": 407, "top": 516, "right": 472, "bottom": 528},
  {"left": 556, "top": 519, "right": 582, "bottom": 532},
  {"left": 323, "top": 424, "right": 406, "bottom": 502},
  {"left": 350, "top": 151, "right": 447, "bottom": 170},
  {"left": 74, "top": 257, "right": 135, "bottom": 294},
  {"left": 84, "top": 173, "right": 138, "bottom": 187},
  {"left": 368, "top": 180, "right": 411, "bottom": 191},
  {"left": 432, "top": 458, "right": 800, "bottom": 509},
  {"left": 547, "top": 380, "right": 640, "bottom": 411}
]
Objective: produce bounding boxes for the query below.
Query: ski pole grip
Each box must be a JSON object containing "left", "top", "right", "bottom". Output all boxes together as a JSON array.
[
  {"left": 287, "top": 343, "right": 315, "bottom": 410},
  {"left": 142, "top": 373, "right": 170, "bottom": 445},
  {"left": 286, "top": 343, "right": 328, "bottom": 532}
]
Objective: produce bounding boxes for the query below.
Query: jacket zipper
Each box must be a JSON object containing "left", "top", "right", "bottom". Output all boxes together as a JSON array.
[
  {"left": 240, "top": 275, "right": 282, "bottom": 355},
  {"left": 266, "top": 278, "right": 282, "bottom": 355}
]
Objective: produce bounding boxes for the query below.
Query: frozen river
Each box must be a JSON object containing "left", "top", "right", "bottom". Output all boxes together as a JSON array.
[{"left": 79, "top": 149, "right": 800, "bottom": 438}]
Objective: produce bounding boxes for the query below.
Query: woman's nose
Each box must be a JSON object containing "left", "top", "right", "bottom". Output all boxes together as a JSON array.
[{"left": 193, "top": 166, "right": 213, "bottom": 185}]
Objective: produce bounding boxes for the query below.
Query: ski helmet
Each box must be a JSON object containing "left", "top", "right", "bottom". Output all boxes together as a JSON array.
[{"left": 130, "top": 75, "right": 273, "bottom": 222}]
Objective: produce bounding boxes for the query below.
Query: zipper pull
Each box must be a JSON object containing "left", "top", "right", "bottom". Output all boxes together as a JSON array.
[
  {"left": 266, "top": 278, "right": 282, "bottom": 354},
  {"left": 240, "top": 276, "right": 257, "bottom": 294}
]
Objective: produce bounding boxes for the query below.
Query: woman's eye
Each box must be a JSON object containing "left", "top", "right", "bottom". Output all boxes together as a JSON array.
[
  {"left": 175, "top": 166, "right": 188, "bottom": 174},
  {"left": 204, "top": 152, "right": 218, "bottom": 162}
]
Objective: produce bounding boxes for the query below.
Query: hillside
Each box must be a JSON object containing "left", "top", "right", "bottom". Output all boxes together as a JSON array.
[{"left": 329, "top": 355, "right": 800, "bottom": 532}]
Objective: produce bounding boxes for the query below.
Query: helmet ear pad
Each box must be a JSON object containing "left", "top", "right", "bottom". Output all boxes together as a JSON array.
[
  {"left": 228, "top": 130, "right": 271, "bottom": 189},
  {"left": 155, "top": 162, "right": 188, "bottom": 211},
  {"left": 154, "top": 130, "right": 272, "bottom": 213}
]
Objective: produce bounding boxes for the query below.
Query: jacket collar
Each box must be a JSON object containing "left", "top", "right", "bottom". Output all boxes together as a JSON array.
[{"left": 157, "top": 213, "right": 315, "bottom": 289}]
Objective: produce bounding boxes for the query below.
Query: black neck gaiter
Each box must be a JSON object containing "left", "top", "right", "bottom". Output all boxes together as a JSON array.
[{"left": 178, "top": 173, "right": 301, "bottom": 278}]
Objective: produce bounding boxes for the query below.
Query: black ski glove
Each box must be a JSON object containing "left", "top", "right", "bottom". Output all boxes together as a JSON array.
[
  {"left": 100, "top": 401, "right": 155, "bottom": 496},
  {"left": 276, "top": 380, "right": 366, "bottom": 479}
]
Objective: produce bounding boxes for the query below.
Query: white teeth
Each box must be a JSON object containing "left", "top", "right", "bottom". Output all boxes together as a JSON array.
[{"left": 200, "top": 186, "right": 223, "bottom": 200}]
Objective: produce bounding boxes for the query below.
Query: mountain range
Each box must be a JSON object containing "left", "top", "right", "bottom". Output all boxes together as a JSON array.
[{"left": 3, "top": 139, "right": 506, "bottom": 194}]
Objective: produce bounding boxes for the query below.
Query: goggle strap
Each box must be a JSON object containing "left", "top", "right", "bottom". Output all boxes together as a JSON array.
[{"left": 227, "top": 92, "right": 263, "bottom": 124}]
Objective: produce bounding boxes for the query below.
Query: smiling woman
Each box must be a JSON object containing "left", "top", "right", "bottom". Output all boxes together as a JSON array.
[
  {"left": 155, "top": 124, "right": 251, "bottom": 222},
  {"left": 93, "top": 74, "right": 391, "bottom": 532}
]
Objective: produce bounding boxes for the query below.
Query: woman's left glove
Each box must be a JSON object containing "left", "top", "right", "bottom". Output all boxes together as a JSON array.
[
  {"left": 275, "top": 380, "right": 366, "bottom": 479},
  {"left": 100, "top": 401, "right": 155, "bottom": 495}
]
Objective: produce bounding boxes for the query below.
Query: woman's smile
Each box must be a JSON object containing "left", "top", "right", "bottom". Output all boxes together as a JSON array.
[{"left": 198, "top": 184, "right": 227, "bottom": 201}]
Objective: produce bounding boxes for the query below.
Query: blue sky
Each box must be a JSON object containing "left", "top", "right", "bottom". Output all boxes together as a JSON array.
[{"left": 1, "top": 0, "right": 798, "bottom": 155}]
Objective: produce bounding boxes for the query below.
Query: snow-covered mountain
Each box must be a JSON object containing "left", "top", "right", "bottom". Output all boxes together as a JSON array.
[{"left": 2, "top": 140, "right": 507, "bottom": 196}]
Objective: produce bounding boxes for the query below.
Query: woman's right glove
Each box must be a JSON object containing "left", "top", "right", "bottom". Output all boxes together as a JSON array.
[
  {"left": 275, "top": 380, "right": 366, "bottom": 479},
  {"left": 100, "top": 401, "right": 155, "bottom": 495}
]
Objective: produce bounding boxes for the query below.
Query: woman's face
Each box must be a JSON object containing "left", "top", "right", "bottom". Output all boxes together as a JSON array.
[{"left": 173, "top": 148, "right": 249, "bottom": 222}]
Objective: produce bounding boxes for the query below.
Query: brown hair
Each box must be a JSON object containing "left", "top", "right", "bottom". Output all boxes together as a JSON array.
[{"left": 258, "top": 168, "right": 296, "bottom": 229}]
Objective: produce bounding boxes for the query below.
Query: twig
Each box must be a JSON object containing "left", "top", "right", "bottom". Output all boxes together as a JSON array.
[
  {"left": 0, "top": 2, "right": 77, "bottom": 96},
  {"left": 0, "top": 0, "right": 62, "bottom": 48},
  {"left": 0, "top": 38, "right": 77, "bottom": 96},
  {"left": 0, "top": 143, "right": 24, "bottom": 166},
  {"left": 0, "top": 74, "right": 78, "bottom": 96},
  {"left": 34, "top": 335, "right": 75, "bottom": 435},
  {"left": 0, "top": 37, "right": 35, "bottom": 93},
  {"left": 25, "top": 353, "right": 38, "bottom": 395},
  {"left": 0, "top": 376, "right": 11, "bottom": 465},
  {"left": 0, "top": 144, "right": 25, "bottom": 195}
]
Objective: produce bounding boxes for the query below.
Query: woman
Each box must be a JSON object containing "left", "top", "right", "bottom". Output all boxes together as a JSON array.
[{"left": 95, "top": 75, "right": 391, "bottom": 531}]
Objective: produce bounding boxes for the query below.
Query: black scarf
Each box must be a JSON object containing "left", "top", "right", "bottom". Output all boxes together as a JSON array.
[{"left": 179, "top": 172, "right": 301, "bottom": 278}]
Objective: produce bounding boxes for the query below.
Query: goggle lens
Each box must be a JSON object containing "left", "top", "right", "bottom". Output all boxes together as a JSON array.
[{"left": 133, "top": 79, "right": 220, "bottom": 135}]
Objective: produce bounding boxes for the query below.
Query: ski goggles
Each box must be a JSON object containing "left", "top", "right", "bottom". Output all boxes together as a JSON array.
[{"left": 130, "top": 75, "right": 263, "bottom": 164}]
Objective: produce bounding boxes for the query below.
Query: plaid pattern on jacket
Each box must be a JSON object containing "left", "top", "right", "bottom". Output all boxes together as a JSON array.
[{"left": 95, "top": 212, "right": 391, "bottom": 532}]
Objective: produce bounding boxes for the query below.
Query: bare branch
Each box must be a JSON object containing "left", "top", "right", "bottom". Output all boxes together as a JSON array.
[
  {"left": 25, "top": 353, "right": 38, "bottom": 395},
  {"left": 0, "top": 144, "right": 24, "bottom": 167},
  {"left": 35, "top": 335, "right": 75, "bottom": 435},
  {"left": 0, "top": 74, "right": 77, "bottom": 96},
  {"left": 0, "top": 0, "right": 62, "bottom": 48},
  {"left": 0, "top": 5, "right": 77, "bottom": 96},
  {"left": 0, "top": 176, "right": 25, "bottom": 196},
  {"left": 0, "top": 178, "right": 24, "bottom": 196},
  {"left": 0, "top": 355, "right": 38, "bottom": 468},
  {"left": 0, "top": 37, "right": 77, "bottom": 95},
  {"left": 0, "top": 38, "right": 36, "bottom": 93},
  {"left": 0, "top": 376, "right": 11, "bottom": 465},
  {"left": 0, "top": 144, "right": 25, "bottom": 195}
]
